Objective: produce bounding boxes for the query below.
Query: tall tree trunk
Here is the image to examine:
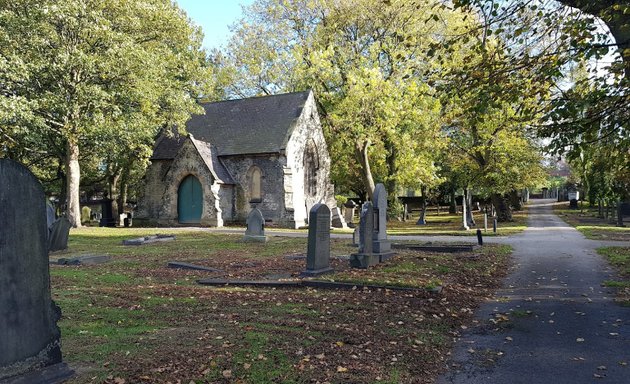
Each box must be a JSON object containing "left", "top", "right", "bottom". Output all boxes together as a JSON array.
[
  {"left": 416, "top": 187, "right": 428, "bottom": 225},
  {"left": 116, "top": 165, "right": 130, "bottom": 217},
  {"left": 109, "top": 170, "right": 121, "bottom": 219},
  {"left": 355, "top": 139, "right": 376, "bottom": 200},
  {"left": 491, "top": 193, "right": 513, "bottom": 222},
  {"left": 449, "top": 188, "right": 457, "bottom": 214},
  {"left": 465, "top": 188, "right": 475, "bottom": 226},
  {"left": 509, "top": 190, "right": 522, "bottom": 211},
  {"left": 65, "top": 139, "right": 81, "bottom": 228}
]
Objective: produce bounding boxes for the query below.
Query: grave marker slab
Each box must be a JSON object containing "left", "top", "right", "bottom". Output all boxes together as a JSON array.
[
  {"left": 302, "top": 204, "right": 334, "bottom": 276},
  {"left": 349, "top": 202, "right": 380, "bottom": 268},
  {"left": 243, "top": 208, "right": 267, "bottom": 242},
  {"left": 372, "top": 184, "right": 393, "bottom": 260},
  {"left": 0, "top": 159, "right": 73, "bottom": 382},
  {"left": 48, "top": 218, "right": 71, "bottom": 252}
]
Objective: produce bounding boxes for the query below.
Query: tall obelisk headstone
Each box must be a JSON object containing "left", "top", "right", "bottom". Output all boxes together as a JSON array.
[{"left": 0, "top": 159, "right": 73, "bottom": 383}]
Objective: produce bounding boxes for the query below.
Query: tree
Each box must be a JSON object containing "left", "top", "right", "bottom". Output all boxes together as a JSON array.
[
  {"left": 0, "top": 0, "right": 213, "bottom": 226},
  {"left": 224, "top": 0, "right": 476, "bottom": 199}
]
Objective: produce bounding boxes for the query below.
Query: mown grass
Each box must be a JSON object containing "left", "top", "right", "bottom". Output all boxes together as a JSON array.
[
  {"left": 554, "top": 202, "right": 630, "bottom": 241},
  {"left": 597, "top": 247, "right": 630, "bottom": 306},
  {"left": 50, "top": 227, "right": 512, "bottom": 383},
  {"left": 385, "top": 210, "right": 528, "bottom": 236}
]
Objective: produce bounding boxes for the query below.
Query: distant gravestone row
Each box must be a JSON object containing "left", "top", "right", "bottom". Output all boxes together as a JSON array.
[{"left": 0, "top": 159, "right": 73, "bottom": 383}]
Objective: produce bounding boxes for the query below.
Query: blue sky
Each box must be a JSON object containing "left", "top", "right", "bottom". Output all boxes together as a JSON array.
[{"left": 175, "top": 0, "right": 255, "bottom": 51}]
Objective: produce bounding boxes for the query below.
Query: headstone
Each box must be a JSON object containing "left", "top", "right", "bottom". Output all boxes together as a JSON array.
[
  {"left": 352, "top": 227, "right": 359, "bottom": 247},
  {"left": 372, "top": 184, "right": 392, "bottom": 259},
  {"left": 302, "top": 204, "right": 334, "bottom": 276},
  {"left": 330, "top": 206, "right": 347, "bottom": 229},
  {"left": 99, "top": 196, "right": 116, "bottom": 227},
  {"left": 48, "top": 218, "right": 72, "bottom": 252},
  {"left": 349, "top": 202, "right": 380, "bottom": 268},
  {"left": 0, "top": 159, "right": 73, "bottom": 382},
  {"left": 344, "top": 200, "right": 358, "bottom": 228},
  {"left": 80, "top": 206, "right": 91, "bottom": 224},
  {"left": 243, "top": 208, "right": 267, "bottom": 242},
  {"left": 46, "top": 201, "right": 56, "bottom": 229}
]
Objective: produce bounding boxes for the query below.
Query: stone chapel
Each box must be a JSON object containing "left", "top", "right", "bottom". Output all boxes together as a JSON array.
[{"left": 134, "top": 90, "right": 339, "bottom": 228}]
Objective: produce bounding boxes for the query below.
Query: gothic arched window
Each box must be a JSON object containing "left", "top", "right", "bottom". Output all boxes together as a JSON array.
[
  {"left": 248, "top": 166, "right": 262, "bottom": 202},
  {"left": 303, "top": 141, "right": 319, "bottom": 196}
]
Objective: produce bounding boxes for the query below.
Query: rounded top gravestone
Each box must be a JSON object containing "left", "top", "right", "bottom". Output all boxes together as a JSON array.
[{"left": 0, "top": 159, "right": 65, "bottom": 379}]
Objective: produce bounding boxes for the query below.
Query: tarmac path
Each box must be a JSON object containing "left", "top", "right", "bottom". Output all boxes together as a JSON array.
[{"left": 436, "top": 199, "right": 630, "bottom": 383}]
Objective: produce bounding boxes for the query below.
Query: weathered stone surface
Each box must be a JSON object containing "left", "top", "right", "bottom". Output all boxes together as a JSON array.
[
  {"left": 243, "top": 208, "right": 267, "bottom": 242},
  {"left": 330, "top": 206, "right": 347, "bottom": 229},
  {"left": 48, "top": 218, "right": 71, "bottom": 252},
  {"left": 372, "top": 184, "right": 391, "bottom": 254},
  {"left": 0, "top": 159, "right": 72, "bottom": 382},
  {"left": 302, "top": 204, "right": 333, "bottom": 276},
  {"left": 55, "top": 255, "right": 111, "bottom": 266},
  {"left": 122, "top": 234, "right": 176, "bottom": 246},
  {"left": 350, "top": 202, "right": 380, "bottom": 268}
]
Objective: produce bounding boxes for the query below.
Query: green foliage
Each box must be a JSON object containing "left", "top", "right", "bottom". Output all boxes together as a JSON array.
[
  {"left": 224, "top": 0, "right": 476, "bottom": 196},
  {"left": 0, "top": 0, "right": 215, "bottom": 224}
]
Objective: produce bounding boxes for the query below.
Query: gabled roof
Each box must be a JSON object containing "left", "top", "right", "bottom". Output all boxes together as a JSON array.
[
  {"left": 189, "top": 136, "right": 235, "bottom": 185},
  {"left": 151, "top": 90, "right": 312, "bottom": 160}
]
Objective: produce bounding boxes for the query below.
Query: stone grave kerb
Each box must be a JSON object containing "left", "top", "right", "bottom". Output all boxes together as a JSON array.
[{"left": 301, "top": 203, "right": 334, "bottom": 276}]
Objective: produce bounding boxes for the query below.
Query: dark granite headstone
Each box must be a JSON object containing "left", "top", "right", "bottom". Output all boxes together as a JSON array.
[
  {"left": 372, "top": 184, "right": 393, "bottom": 260},
  {"left": 302, "top": 204, "right": 333, "bottom": 276},
  {"left": 99, "top": 197, "right": 116, "bottom": 227},
  {"left": 0, "top": 159, "right": 73, "bottom": 382},
  {"left": 349, "top": 202, "right": 380, "bottom": 268},
  {"left": 243, "top": 208, "right": 267, "bottom": 242},
  {"left": 48, "top": 218, "right": 71, "bottom": 252}
]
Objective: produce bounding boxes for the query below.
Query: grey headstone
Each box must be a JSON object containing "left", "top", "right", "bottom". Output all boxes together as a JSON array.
[
  {"left": 330, "top": 206, "right": 347, "bottom": 228},
  {"left": 302, "top": 204, "right": 333, "bottom": 276},
  {"left": 48, "top": 218, "right": 71, "bottom": 252},
  {"left": 0, "top": 159, "right": 73, "bottom": 382},
  {"left": 46, "top": 202, "right": 56, "bottom": 230},
  {"left": 344, "top": 200, "right": 357, "bottom": 228},
  {"left": 372, "top": 184, "right": 392, "bottom": 256},
  {"left": 243, "top": 208, "right": 267, "bottom": 242},
  {"left": 359, "top": 202, "right": 374, "bottom": 255},
  {"left": 349, "top": 202, "right": 380, "bottom": 268}
]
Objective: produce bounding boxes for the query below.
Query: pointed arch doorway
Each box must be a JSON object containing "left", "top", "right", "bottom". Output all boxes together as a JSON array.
[{"left": 178, "top": 175, "right": 203, "bottom": 224}]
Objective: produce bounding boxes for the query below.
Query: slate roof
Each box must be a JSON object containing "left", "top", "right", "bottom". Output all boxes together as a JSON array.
[
  {"left": 151, "top": 90, "right": 312, "bottom": 160},
  {"left": 189, "top": 136, "right": 235, "bottom": 185}
]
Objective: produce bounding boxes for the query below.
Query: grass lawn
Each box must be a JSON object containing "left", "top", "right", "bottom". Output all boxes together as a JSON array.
[
  {"left": 597, "top": 247, "right": 630, "bottom": 306},
  {"left": 51, "top": 227, "right": 512, "bottom": 384},
  {"left": 554, "top": 202, "right": 630, "bottom": 241},
  {"left": 386, "top": 209, "right": 528, "bottom": 236}
]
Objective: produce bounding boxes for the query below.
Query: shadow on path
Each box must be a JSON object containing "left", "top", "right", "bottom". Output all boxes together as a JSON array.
[{"left": 436, "top": 199, "right": 630, "bottom": 383}]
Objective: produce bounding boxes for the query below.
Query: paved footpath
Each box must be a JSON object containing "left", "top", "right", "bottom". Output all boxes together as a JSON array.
[{"left": 437, "top": 199, "right": 630, "bottom": 383}]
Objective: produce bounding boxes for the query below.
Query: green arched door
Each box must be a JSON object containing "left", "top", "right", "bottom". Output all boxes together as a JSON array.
[{"left": 178, "top": 175, "right": 202, "bottom": 224}]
